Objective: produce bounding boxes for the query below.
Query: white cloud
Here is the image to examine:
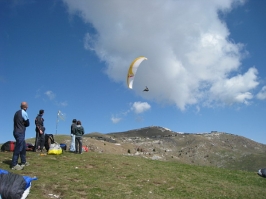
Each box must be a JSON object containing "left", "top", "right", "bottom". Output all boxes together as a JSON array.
[
  {"left": 44, "top": 90, "right": 68, "bottom": 107},
  {"left": 45, "top": 90, "right": 56, "bottom": 100},
  {"left": 209, "top": 67, "right": 258, "bottom": 105},
  {"left": 257, "top": 86, "right": 266, "bottom": 100},
  {"left": 58, "top": 101, "right": 68, "bottom": 107},
  {"left": 111, "top": 116, "right": 122, "bottom": 124},
  {"left": 131, "top": 102, "right": 151, "bottom": 114},
  {"left": 63, "top": 0, "right": 259, "bottom": 110},
  {"left": 111, "top": 102, "right": 150, "bottom": 123}
]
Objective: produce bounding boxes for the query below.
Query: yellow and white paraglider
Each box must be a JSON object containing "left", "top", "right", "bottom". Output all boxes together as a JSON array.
[{"left": 127, "top": 56, "right": 148, "bottom": 89}]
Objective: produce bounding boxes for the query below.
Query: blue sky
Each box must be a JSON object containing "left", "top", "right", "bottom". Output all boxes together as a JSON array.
[{"left": 1, "top": 0, "right": 266, "bottom": 144}]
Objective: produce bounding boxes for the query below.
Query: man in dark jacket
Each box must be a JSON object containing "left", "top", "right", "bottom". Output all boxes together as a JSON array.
[
  {"left": 74, "top": 120, "right": 85, "bottom": 154},
  {"left": 11, "top": 102, "right": 30, "bottom": 170},
  {"left": 34, "top": 109, "right": 45, "bottom": 152}
]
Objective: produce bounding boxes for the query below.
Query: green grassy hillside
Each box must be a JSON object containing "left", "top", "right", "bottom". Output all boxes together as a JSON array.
[{"left": 1, "top": 140, "right": 266, "bottom": 198}]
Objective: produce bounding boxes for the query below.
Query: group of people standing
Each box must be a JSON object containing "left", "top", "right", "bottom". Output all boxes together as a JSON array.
[
  {"left": 11, "top": 101, "right": 85, "bottom": 171},
  {"left": 70, "top": 119, "right": 85, "bottom": 154}
]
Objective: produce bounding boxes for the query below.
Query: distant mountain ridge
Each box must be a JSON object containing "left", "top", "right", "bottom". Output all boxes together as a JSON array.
[
  {"left": 108, "top": 126, "right": 177, "bottom": 137},
  {"left": 104, "top": 126, "right": 266, "bottom": 171},
  {"left": 19, "top": 126, "right": 266, "bottom": 172}
]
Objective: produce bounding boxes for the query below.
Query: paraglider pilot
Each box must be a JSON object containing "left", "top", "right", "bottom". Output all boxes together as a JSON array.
[{"left": 143, "top": 86, "right": 149, "bottom": 92}]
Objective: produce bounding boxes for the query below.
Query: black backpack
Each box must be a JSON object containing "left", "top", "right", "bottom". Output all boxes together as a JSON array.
[
  {"left": 44, "top": 134, "right": 55, "bottom": 151},
  {"left": 258, "top": 168, "right": 266, "bottom": 178},
  {"left": 1, "top": 141, "right": 16, "bottom": 152}
]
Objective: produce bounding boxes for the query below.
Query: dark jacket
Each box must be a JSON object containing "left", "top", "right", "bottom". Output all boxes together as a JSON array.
[
  {"left": 13, "top": 110, "right": 29, "bottom": 133},
  {"left": 35, "top": 114, "right": 45, "bottom": 132},
  {"left": 71, "top": 123, "right": 77, "bottom": 135},
  {"left": 74, "top": 125, "right": 85, "bottom": 137}
]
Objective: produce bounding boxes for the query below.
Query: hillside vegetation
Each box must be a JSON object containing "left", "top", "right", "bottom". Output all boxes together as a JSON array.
[
  {"left": 0, "top": 145, "right": 266, "bottom": 198},
  {"left": 89, "top": 126, "right": 266, "bottom": 171},
  {"left": 1, "top": 126, "right": 266, "bottom": 198}
]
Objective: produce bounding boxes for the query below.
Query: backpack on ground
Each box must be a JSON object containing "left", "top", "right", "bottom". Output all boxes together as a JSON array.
[
  {"left": 258, "top": 168, "right": 266, "bottom": 178},
  {"left": 60, "top": 143, "right": 67, "bottom": 150},
  {"left": 44, "top": 134, "right": 55, "bottom": 151},
  {"left": 82, "top": 146, "right": 89, "bottom": 152},
  {"left": 0, "top": 169, "right": 37, "bottom": 199},
  {"left": 1, "top": 141, "right": 16, "bottom": 152},
  {"left": 26, "top": 143, "right": 34, "bottom": 151},
  {"left": 48, "top": 142, "right": 62, "bottom": 155}
]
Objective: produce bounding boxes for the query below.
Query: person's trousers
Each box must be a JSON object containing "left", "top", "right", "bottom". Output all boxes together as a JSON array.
[
  {"left": 34, "top": 130, "right": 45, "bottom": 151},
  {"left": 38, "top": 133, "right": 45, "bottom": 150},
  {"left": 70, "top": 134, "right": 76, "bottom": 151},
  {"left": 11, "top": 132, "right": 26, "bottom": 166},
  {"left": 75, "top": 136, "right": 82, "bottom": 154},
  {"left": 34, "top": 130, "right": 39, "bottom": 151}
]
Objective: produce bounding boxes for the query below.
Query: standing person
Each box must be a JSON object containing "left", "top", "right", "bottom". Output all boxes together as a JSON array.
[
  {"left": 11, "top": 102, "right": 30, "bottom": 170},
  {"left": 69, "top": 119, "right": 77, "bottom": 152},
  {"left": 74, "top": 120, "right": 85, "bottom": 154},
  {"left": 34, "top": 109, "right": 45, "bottom": 152}
]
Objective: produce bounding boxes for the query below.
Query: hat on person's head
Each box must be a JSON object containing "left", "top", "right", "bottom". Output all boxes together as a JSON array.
[
  {"left": 73, "top": 119, "right": 77, "bottom": 123},
  {"left": 39, "top": 109, "right": 44, "bottom": 114}
]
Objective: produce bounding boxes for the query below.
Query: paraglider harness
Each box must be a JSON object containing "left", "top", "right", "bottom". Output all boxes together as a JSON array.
[
  {"left": 44, "top": 134, "right": 63, "bottom": 155},
  {"left": 44, "top": 134, "right": 55, "bottom": 151},
  {"left": 0, "top": 169, "right": 37, "bottom": 199},
  {"left": 143, "top": 86, "right": 149, "bottom": 92}
]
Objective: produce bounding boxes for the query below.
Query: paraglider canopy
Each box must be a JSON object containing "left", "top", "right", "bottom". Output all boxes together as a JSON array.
[{"left": 127, "top": 56, "right": 147, "bottom": 89}]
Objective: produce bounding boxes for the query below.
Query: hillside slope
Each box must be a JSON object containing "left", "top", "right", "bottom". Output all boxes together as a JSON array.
[{"left": 17, "top": 126, "right": 266, "bottom": 172}]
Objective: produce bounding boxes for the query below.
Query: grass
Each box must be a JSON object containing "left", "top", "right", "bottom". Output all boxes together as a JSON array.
[{"left": 1, "top": 148, "right": 266, "bottom": 199}]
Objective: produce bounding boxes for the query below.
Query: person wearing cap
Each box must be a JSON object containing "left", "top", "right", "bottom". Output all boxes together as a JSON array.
[{"left": 34, "top": 109, "right": 45, "bottom": 152}]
